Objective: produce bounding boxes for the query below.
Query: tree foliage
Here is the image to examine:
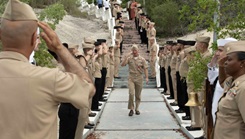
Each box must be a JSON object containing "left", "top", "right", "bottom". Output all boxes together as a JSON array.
[
  {"left": 151, "top": 1, "right": 180, "bottom": 36},
  {"left": 35, "top": 3, "right": 66, "bottom": 68},
  {"left": 187, "top": 52, "right": 212, "bottom": 91},
  {"left": 179, "top": 0, "right": 245, "bottom": 40}
]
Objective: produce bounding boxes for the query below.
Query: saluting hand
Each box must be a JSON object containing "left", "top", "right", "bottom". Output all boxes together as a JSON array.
[
  {"left": 38, "top": 22, "right": 63, "bottom": 52},
  {"left": 146, "top": 77, "right": 149, "bottom": 84},
  {"left": 218, "top": 55, "right": 227, "bottom": 67}
]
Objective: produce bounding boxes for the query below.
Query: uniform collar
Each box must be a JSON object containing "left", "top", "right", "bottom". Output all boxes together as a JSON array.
[
  {"left": 0, "top": 51, "right": 29, "bottom": 63},
  {"left": 231, "top": 74, "right": 245, "bottom": 88}
]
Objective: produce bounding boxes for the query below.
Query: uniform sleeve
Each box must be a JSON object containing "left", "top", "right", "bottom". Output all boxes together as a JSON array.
[
  {"left": 54, "top": 70, "right": 93, "bottom": 109},
  {"left": 143, "top": 58, "right": 148, "bottom": 69},
  {"left": 236, "top": 85, "right": 245, "bottom": 123}
]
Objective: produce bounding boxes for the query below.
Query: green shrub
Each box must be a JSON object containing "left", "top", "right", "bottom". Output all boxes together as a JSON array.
[{"left": 151, "top": 1, "right": 180, "bottom": 37}]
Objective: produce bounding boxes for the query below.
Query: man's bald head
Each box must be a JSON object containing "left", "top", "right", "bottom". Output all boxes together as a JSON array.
[{"left": 0, "top": 19, "right": 37, "bottom": 51}]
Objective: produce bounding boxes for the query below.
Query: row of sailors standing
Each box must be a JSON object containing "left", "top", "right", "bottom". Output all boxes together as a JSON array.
[
  {"left": 158, "top": 37, "right": 241, "bottom": 139},
  {"left": 49, "top": 37, "right": 121, "bottom": 139}
]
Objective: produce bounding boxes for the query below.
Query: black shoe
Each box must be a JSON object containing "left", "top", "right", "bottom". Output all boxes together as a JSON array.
[
  {"left": 99, "top": 98, "right": 107, "bottom": 102},
  {"left": 98, "top": 103, "right": 102, "bottom": 106},
  {"left": 170, "top": 102, "right": 178, "bottom": 106},
  {"left": 135, "top": 110, "right": 140, "bottom": 115},
  {"left": 84, "top": 125, "right": 93, "bottom": 129},
  {"left": 195, "top": 136, "right": 205, "bottom": 139},
  {"left": 186, "top": 126, "right": 201, "bottom": 131},
  {"left": 167, "top": 97, "right": 174, "bottom": 99},
  {"left": 88, "top": 112, "right": 96, "bottom": 117},
  {"left": 104, "top": 92, "right": 109, "bottom": 95},
  {"left": 182, "top": 116, "right": 191, "bottom": 120},
  {"left": 128, "top": 110, "right": 134, "bottom": 116},
  {"left": 92, "top": 108, "right": 101, "bottom": 111},
  {"left": 88, "top": 123, "right": 95, "bottom": 126},
  {"left": 146, "top": 51, "right": 149, "bottom": 53},
  {"left": 175, "top": 109, "right": 185, "bottom": 113}
]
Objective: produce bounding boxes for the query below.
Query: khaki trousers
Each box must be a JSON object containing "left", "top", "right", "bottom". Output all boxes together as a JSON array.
[
  {"left": 114, "top": 57, "right": 120, "bottom": 77},
  {"left": 171, "top": 69, "right": 177, "bottom": 102},
  {"left": 150, "top": 57, "right": 156, "bottom": 77},
  {"left": 128, "top": 75, "right": 143, "bottom": 111},
  {"left": 106, "top": 64, "right": 114, "bottom": 87}
]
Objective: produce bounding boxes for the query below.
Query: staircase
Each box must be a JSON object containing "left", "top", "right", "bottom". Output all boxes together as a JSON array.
[{"left": 113, "top": 20, "right": 156, "bottom": 88}]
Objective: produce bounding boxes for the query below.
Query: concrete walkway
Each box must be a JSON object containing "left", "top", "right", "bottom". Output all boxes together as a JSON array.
[{"left": 89, "top": 88, "right": 187, "bottom": 139}]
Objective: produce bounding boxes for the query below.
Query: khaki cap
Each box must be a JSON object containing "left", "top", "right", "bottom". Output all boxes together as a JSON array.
[
  {"left": 225, "top": 41, "right": 245, "bottom": 54},
  {"left": 149, "top": 22, "right": 155, "bottom": 26},
  {"left": 2, "top": 0, "right": 38, "bottom": 21},
  {"left": 82, "top": 42, "right": 94, "bottom": 49},
  {"left": 131, "top": 44, "right": 139, "bottom": 50},
  {"left": 84, "top": 37, "right": 96, "bottom": 44},
  {"left": 196, "top": 36, "right": 210, "bottom": 44},
  {"left": 137, "top": 4, "right": 141, "bottom": 7},
  {"left": 68, "top": 44, "right": 79, "bottom": 49}
]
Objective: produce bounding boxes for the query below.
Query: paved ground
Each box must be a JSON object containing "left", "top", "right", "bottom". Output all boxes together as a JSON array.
[
  {"left": 86, "top": 20, "right": 188, "bottom": 139},
  {"left": 90, "top": 89, "right": 187, "bottom": 139}
]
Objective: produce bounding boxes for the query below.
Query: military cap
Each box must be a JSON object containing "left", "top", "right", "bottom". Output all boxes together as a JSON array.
[
  {"left": 114, "top": 2, "right": 120, "bottom": 6},
  {"left": 149, "top": 22, "right": 155, "bottom": 26},
  {"left": 177, "top": 39, "right": 185, "bottom": 45},
  {"left": 217, "top": 38, "right": 237, "bottom": 47},
  {"left": 119, "top": 21, "right": 125, "bottom": 24},
  {"left": 94, "top": 41, "right": 102, "bottom": 46},
  {"left": 84, "top": 37, "right": 96, "bottom": 44},
  {"left": 82, "top": 42, "right": 94, "bottom": 49},
  {"left": 159, "top": 45, "right": 164, "bottom": 49},
  {"left": 184, "top": 41, "right": 196, "bottom": 46},
  {"left": 224, "top": 41, "right": 245, "bottom": 54},
  {"left": 172, "top": 42, "right": 177, "bottom": 45},
  {"left": 2, "top": 0, "right": 38, "bottom": 21},
  {"left": 114, "top": 26, "right": 123, "bottom": 29},
  {"left": 68, "top": 44, "right": 79, "bottom": 49},
  {"left": 196, "top": 36, "right": 210, "bottom": 44},
  {"left": 140, "top": 13, "right": 146, "bottom": 16},
  {"left": 166, "top": 41, "right": 173, "bottom": 45},
  {"left": 109, "top": 45, "right": 114, "bottom": 48},
  {"left": 131, "top": 44, "right": 139, "bottom": 50},
  {"left": 62, "top": 43, "right": 69, "bottom": 49},
  {"left": 97, "top": 39, "right": 106, "bottom": 43}
]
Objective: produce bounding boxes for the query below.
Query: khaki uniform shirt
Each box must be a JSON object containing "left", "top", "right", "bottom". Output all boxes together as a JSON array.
[
  {"left": 179, "top": 57, "right": 189, "bottom": 78},
  {"left": 116, "top": 31, "right": 123, "bottom": 43},
  {"left": 101, "top": 54, "right": 108, "bottom": 68},
  {"left": 149, "top": 27, "right": 156, "bottom": 38},
  {"left": 176, "top": 50, "right": 184, "bottom": 72},
  {"left": 161, "top": 55, "right": 166, "bottom": 67},
  {"left": 165, "top": 52, "right": 172, "bottom": 68},
  {"left": 150, "top": 43, "right": 157, "bottom": 57},
  {"left": 114, "top": 46, "right": 120, "bottom": 58},
  {"left": 0, "top": 52, "right": 92, "bottom": 139},
  {"left": 170, "top": 53, "right": 177, "bottom": 70},
  {"left": 93, "top": 57, "right": 102, "bottom": 78},
  {"left": 213, "top": 74, "right": 245, "bottom": 139},
  {"left": 125, "top": 55, "right": 148, "bottom": 77},
  {"left": 136, "top": 9, "right": 143, "bottom": 19}
]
